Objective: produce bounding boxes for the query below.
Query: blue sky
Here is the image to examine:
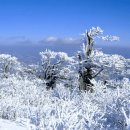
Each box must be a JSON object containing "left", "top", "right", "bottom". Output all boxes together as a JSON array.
[{"left": 0, "top": 0, "right": 130, "bottom": 46}]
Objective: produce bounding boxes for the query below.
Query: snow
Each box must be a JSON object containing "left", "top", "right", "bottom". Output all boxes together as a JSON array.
[
  {"left": 0, "top": 27, "right": 130, "bottom": 130},
  {"left": 0, "top": 119, "right": 27, "bottom": 130},
  {"left": 0, "top": 49, "right": 130, "bottom": 130}
]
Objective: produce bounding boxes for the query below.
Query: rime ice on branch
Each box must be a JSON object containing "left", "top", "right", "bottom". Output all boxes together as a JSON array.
[
  {"left": 0, "top": 54, "right": 21, "bottom": 78},
  {"left": 39, "top": 50, "right": 75, "bottom": 90},
  {"left": 78, "top": 27, "right": 119, "bottom": 92}
]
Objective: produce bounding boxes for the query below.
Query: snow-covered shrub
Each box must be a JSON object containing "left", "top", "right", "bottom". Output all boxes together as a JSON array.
[
  {"left": 0, "top": 60, "right": 130, "bottom": 130},
  {"left": 90, "top": 49, "right": 130, "bottom": 86},
  {"left": 0, "top": 54, "right": 21, "bottom": 78},
  {"left": 38, "top": 49, "right": 77, "bottom": 90},
  {"left": 0, "top": 27, "right": 130, "bottom": 130}
]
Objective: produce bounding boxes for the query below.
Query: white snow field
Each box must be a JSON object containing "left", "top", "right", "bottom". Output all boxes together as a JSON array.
[{"left": 0, "top": 119, "right": 27, "bottom": 130}]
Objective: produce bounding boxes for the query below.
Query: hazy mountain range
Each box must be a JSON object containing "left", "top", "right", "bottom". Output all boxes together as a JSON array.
[{"left": 0, "top": 43, "right": 130, "bottom": 64}]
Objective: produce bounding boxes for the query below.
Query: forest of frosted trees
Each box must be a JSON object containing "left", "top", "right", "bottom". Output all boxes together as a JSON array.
[{"left": 0, "top": 27, "right": 130, "bottom": 130}]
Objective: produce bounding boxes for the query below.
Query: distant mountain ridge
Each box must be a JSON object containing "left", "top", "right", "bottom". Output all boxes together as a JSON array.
[{"left": 0, "top": 44, "right": 130, "bottom": 64}]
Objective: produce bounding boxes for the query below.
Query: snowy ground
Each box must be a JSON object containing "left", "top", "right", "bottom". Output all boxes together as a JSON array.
[{"left": 0, "top": 119, "right": 27, "bottom": 130}]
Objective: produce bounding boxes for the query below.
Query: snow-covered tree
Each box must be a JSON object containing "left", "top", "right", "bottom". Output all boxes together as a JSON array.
[
  {"left": 39, "top": 49, "right": 76, "bottom": 89},
  {"left": 78, "top": 27, "right": 120, "bottom": 92},
  {"left": 0, "top": 54, "right": 21, "bottom": 78}
]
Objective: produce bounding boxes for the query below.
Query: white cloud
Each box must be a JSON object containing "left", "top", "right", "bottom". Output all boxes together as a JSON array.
[
  {"left": 40, "top": 37, "right": 81, "bottom": 44},
  {"left": 45, "top": 36, "right": 59, "bottom": 42},
  {"left": 0, "top": 36, "right": 32, "bottom": 45},
  {"left": 63, "top": 37, "right": 79, "bottom": 44},
  {"left": 0, "top": 34, "right": 120, "bottom": 46},
  {"left": 99, "top": 35, "right": 120, "bottom": 41},
  {"left": 0, "top": 36, "right": 81, "bottom": 46}
]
